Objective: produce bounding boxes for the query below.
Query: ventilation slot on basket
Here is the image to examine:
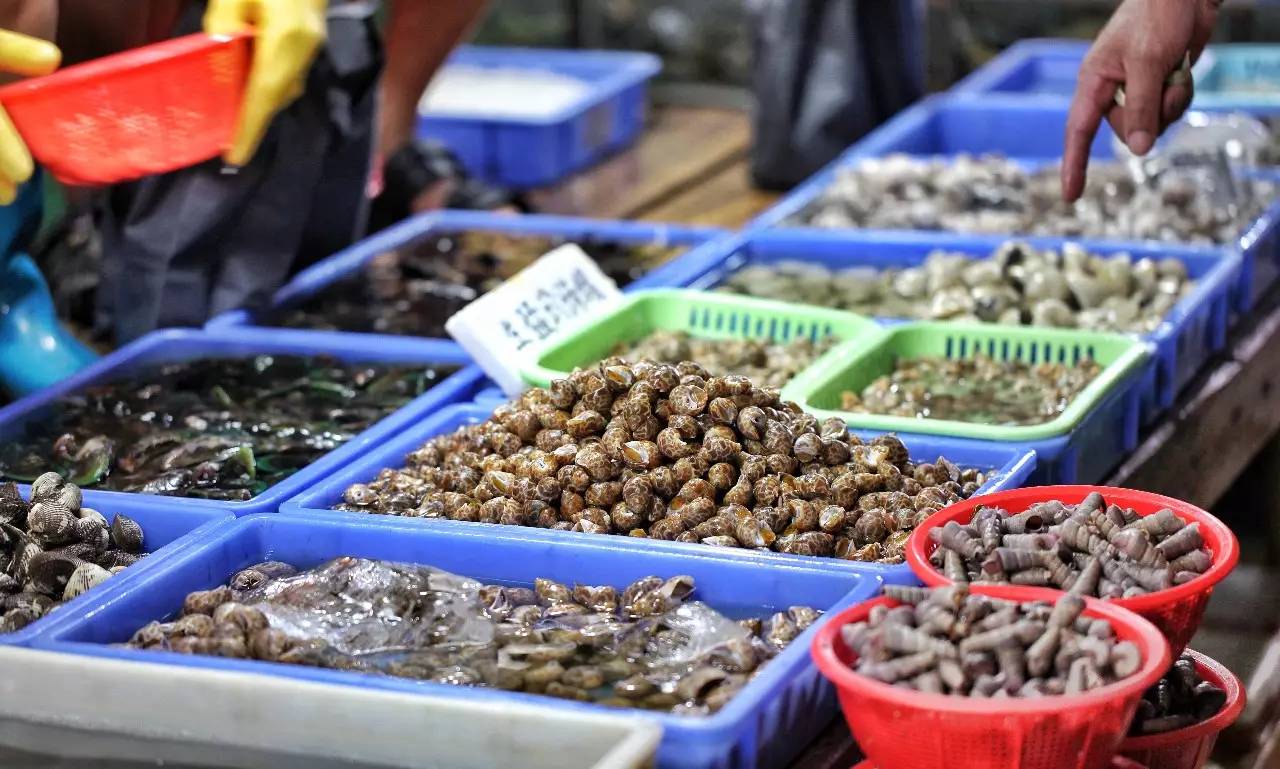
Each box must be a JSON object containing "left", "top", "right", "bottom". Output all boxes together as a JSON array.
[{"left": 772, "top": 317, "right": 788, "bottom": 341}]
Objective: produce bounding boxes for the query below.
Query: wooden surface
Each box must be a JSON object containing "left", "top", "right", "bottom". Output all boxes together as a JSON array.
[
  {"left": 1106, "top": 285, "right": 1280, "bottom": 506},
  {"left": 529, "top": 105, "right": 776, "bottom": 225}
]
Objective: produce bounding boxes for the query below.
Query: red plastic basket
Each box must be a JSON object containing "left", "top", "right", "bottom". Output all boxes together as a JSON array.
[
  {"left": 853, "top": 758, "right": 1149, "bottom": 769},
  {"left": 904, "top": 486, "right": 1239, "bottom": 656},
  {"left": 813, "top": 585, "right": 1171, "bottom": 769},
  {"left": 0, "top": 33, "right": 250, "bottom": 185},
  {"left": 1118, "top": 649, "right": 1245, "bottom": 769}
]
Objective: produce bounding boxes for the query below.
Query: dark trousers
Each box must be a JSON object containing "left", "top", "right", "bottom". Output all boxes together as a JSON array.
[{"left": 96, "top": 2, "right": 383, "bottom": 344}]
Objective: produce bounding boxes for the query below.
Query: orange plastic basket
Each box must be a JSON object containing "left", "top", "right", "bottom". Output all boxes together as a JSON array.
[
  {"left": 1119, "top": 649, "right": 1245, "bottom": 769},
  {"left": 904, "top": 486, "right": 1239, "bottom": 657},
  {"left": 813, "top": 585, "right": 1171, "bottom": 769},
  {"left": 0, "top": 33, "right": 250, "bottom": 185}
]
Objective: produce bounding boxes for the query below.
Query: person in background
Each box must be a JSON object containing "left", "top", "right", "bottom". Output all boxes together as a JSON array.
[
  {"left": 91, "top": 0, "right": 504, "bottom": 344},
  {"left": 1061, "top": 0, "right": 1223, "bottom": 201},
  {"left": 0, "top": 0, "right": 499, "bottom": 348}
]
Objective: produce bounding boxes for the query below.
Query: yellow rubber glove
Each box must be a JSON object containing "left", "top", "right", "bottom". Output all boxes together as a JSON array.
[
  {"left": 204, "top": 0, "right": 326, "bottom": 166},
  {"left": 0, "top": 29, "right": 59, "bottom": 204}
]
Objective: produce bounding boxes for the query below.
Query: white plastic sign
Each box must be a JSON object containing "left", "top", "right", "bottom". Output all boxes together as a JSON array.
[{"left": 446, "top": 243, "right": 623, "bottom": 396}]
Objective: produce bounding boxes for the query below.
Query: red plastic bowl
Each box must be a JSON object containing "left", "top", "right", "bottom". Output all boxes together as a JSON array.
[
  {"left": 813, "top": 585, "right": 1171, "bottom": 769},
  {"left": 852, "top": 758, "right": 1149, "bottom": 769},
  {"left": 905, "top": 486, "right": 1239, "bottom": 656},
  {"left": 1119, "top": 649, "right": 1245, "bottom": 769},
  {"left": 0, "top": 33, "right": 250, "bottom": 185}
]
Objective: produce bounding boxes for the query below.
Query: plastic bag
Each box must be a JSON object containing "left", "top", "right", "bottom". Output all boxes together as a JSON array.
[{"left": 749, "top": 0, "right": 924, "bottom": 190}]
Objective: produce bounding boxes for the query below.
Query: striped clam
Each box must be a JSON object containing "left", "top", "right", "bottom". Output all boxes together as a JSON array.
[
  {"left": 720, "top": 241, "right": 1194, "bottom": 335},
  {"left": 126, "top": 558, "right": 819, "bottom": 716},
  {"left": 798, "top": 153, "right": 1276, "bottom": 246},
  {"left": 0, "top": 472, "right": 148, "bottom": 632}
]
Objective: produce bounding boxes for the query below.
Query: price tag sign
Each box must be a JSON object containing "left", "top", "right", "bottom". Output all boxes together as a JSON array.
[{"left": 446, "top": 244, "right": 623, "bottom": 396}]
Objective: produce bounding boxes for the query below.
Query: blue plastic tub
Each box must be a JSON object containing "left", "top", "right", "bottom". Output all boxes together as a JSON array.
[
  {"left": 30, "top": 512, "right": 880, "bottom": 769},
  {"left": 828, "top": 95, "right": 1117, "bottom": 163},
  {"left": 952, "top": 40, "right": 1280, "bottom": 114},
  {"left": 204, "top": 209, "right": 723, "bottom": 345},
  {"left": 282, "top": 403, "right": 1037, "bottom": 586},
  {"left": 0, "top": 327, "right": 484, "bottom": 516},
  {"left": 652, "top": 230, "right": 1238, "bottom": 423},
  {"left": 416, "top": 46, "right": 661, "bottom": 188},
  {"left": 950, "top": 39, "right": 1090, "bottom": 98},
  {"left": 1195, "top": 44, "right": 1280, "bottom": 111},
  {"left": 0, "top": 490, "right": 228, "bottom": 646},
  {"left": 751, "top": 101, "right": 1280, "bottom": 313}
]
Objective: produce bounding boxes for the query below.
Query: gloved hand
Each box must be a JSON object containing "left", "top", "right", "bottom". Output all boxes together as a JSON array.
[
  {"left": 204, "top": 0, "right": 326, "bottom": 166},
  {"left": 0, "top": 29, "right": 59, "bottom": 205}
]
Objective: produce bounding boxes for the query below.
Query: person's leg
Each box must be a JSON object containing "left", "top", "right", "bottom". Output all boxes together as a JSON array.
[
  {"left": 204, "top": 92, "right": 331, "bottom": 317},
  {"left": 292, "top": 3, "right": 383, "bottom": 272}
]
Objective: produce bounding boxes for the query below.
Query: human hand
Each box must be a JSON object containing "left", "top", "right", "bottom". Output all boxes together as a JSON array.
[
  {"left": 0, "top": 28, "right": 59, "bottom": 204},
  {"left": 204, "top": 0, "right": 326, "bottom": 166},
  {"left": 1061, "top": 0, "right": 1221, "bottom": 202}
]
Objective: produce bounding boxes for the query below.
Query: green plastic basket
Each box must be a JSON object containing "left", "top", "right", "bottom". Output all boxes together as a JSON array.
[
  {"left": 780, "top": 321, "right": 1153, "bottom": 442},
  {"left": 521, "top": 288, "right": 884, "bottom": 389}
]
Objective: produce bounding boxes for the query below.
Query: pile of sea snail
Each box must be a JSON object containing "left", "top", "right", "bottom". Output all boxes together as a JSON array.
[
  {"left": 797, "top": 154, "right": 1275, "bottom": 246},
  {"left": 841, "top": 355, "right": 1102, "bottom": 427},
  {"left": 927, "top": 492, "right": 1212, "bottom": 597},
  {"left": 338, "top": 360, "right": 988, "bottom": 564},
  {"left": 719, "top": 242, "right": 1194, "bottom": 334},
  {"left": 611, "top": 331, "right": 836, "bottom": 389},
  {"left": 841, "top": 585, "right": 1144, "bottom": 697},
  {"left": 126, "top": 558, "right": 818, "bottom": 716},
  {"left": 1130, "top": 652, "right": 1227, "bottom": 735},
  {"left": 0, "top": 472, "right": 144, "bottom": 632}
]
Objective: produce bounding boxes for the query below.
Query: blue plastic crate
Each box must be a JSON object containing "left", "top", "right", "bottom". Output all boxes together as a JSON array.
[
  {"left": 833, "top": 95, "right": 1117, "bottom": 162},
  {"left": 29, "top": 511, "right": 880, "bottom": 769},
  {"left": 950, "top": 39, "right": 1090, "bottom": 98},
  {"left": 1195, "top": 44, "right": 1280, "bottom": 111},
  {"left": 0, "top": 327, "right": 484, "bottom": 516},
  {"left": 751, "top": 100, "right": 1280, "bottom": 314},
  {"left": 472, "top": 384, "right": 509, "bottom": 404},
  {"left": 415, "top": 46, "right": 661, "bottom": 188},
  {"left": 952, "top": 40, "right": 1280, "bottom": 115},
  {"left": 282, "top": 403, "right": 1037, "bottom": 587},
  {"left": 205, "top": 209, "right": 723, "bottom": 345},
  {"left": 0, "top": 491, "right": 228, "bottom": 646},
  {"left": 649, "top": 230, "right": 1238, "bottom": 424}
]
